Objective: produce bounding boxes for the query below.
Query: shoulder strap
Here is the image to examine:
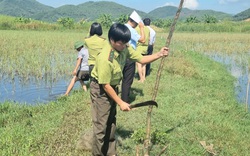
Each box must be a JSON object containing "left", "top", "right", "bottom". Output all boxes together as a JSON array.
[{"left": 108, "top": 49, "right": 114, "bottom": 63}]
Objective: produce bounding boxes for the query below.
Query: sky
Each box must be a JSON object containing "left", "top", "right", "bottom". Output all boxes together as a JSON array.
[{"left": 36, "top": 0, "right": 250, "bottom": 15}]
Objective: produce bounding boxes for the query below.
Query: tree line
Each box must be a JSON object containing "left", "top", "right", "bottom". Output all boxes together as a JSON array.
[{"left": 1, "top": 14, "right": 249, "bottom": 33}]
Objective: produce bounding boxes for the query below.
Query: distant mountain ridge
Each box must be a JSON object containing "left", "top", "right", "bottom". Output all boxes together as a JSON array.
[
  {"left": 33, "top": 1, "right": 150, "bottom": 22},
  {"left": 233, "top": 8, "right": 250, "bottom": 21},
  {"left": 0, "top": 0, "right": 53, "bottom": 17},
  {"left": 148, "top": 6, "right": 232, "bottom": 20},
  {"left": 0, "top": 0, "right": 249, "bottom": 22}
]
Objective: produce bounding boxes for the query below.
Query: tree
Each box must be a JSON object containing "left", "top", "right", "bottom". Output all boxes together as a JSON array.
[
  {"left": 185, "top": 16, "right": 200, "bottom": 23},
  {"left": 57, "top": 17, "right": 75, "bottom": 29},
  {"left": 15, "top": 17, "right": 32, "bottom": 23},
  {"left": 116, "top": 14, "right": 129, "bottom": 24},
  {"left": 98, "top": 14, "right": 113, "bottom": 28},
  {"left": 152, "top": 18, "right": 173, "bottom": 28},
  {"left": 203, "top": 14, "right": 218, "bottom": 23}
]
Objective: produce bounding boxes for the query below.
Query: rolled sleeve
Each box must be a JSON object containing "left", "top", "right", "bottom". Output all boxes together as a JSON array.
[{"left": 127, "top": 46, "right": 143, "bottom": 62}]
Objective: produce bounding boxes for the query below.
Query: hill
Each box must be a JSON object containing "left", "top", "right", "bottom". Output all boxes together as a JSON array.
[
  {"left": 233, "top": 8, "right": 250, "bottom": 21},
  {"left": 0, "top": 0, "right": 53, "bottom": 17},
  {"left": 0, "top": 0, "right": 249, "bottom": 22},
  {"left": 33, "top": 1, "right": 151, "bottom": 22},
  {"left": 148, "top": 6, "right": 232, "bottom": 20}
]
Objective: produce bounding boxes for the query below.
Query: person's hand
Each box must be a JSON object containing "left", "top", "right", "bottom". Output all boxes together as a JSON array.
[
  {"left": 138, "top": 21, "right": 144, "bottom": 28},
  {"left": 72, "top": 69, "right": 77, "bottom": 76},
  {"left": 119, "top": 101, "right": 131, "bottom": 111},
  {"left": 158, "top": 47, "right": 169, "bottom": 57}
]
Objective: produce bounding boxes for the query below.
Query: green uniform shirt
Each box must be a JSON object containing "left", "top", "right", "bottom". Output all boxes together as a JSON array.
[
  {"left": 84, "top": 35, "right": 106, "bottom": 65},
  {"left": 91, "top": 42, "right": 143, "bottom": 86},
  {"left": 136, "top": 26, "right": 150, "bottom": 55}
]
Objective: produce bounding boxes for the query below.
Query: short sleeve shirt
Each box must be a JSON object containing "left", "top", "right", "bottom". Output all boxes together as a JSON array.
[
  {"left": 91, "top": 42, "right": 143, "bottom": 85},
  {"left": 125, "top": 23, "right": 141, "bottom": 50},
  {"left": 78, "top": 47, "right": 89, "bottom": 71},
  {"left": 136, "top": 26, "right": 150, "bottom": 55},
  {"left": 84, "top": 35, "right": 106, "bottom": 65},
  {"left": 148, "top": 26, "right": 156, "bottom": 45}
]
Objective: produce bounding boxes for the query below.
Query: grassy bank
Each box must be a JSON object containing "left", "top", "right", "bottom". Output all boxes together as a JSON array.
[{"left": 1, "top": 48, "right": 250, "bottom": 155}]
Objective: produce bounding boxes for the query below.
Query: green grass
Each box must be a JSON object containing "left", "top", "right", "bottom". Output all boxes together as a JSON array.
[
  {"left": 176, "top": 21, "right": 250, "bottom": 33},
  {"left": 0, "top": 29, "right": 250, "bottom": 155},
  {"left": 0, "top": 30, "right": 86, "bottom": 81},
  {"left": 1, "top": 49, "right": 250, "bottom": 155},
  {"left": 0, "top": 91, "right": 92, "bottom": 155}
]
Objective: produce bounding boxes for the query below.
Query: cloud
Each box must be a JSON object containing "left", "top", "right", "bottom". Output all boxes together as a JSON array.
[
  {"left": 164, "top": 0, "right": 199, "bottom": 10},
  {"left": 164, "top": 2, "right": 177, "bottom": 7},
  {"left": 183, "top": 0, "right": 199, "bottom": 9}
]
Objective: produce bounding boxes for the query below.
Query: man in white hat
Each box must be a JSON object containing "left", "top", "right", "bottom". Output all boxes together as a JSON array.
[{"left": 121, "top": 10, "right": 145, "bottom": 103}]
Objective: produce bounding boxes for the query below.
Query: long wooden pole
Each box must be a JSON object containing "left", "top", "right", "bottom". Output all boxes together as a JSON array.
[
  {"left": 246, "top": 80, "right": 249, "bottom": 112},
  {"left": 144, "top": 0, "right": 184, "bottom": 155}
]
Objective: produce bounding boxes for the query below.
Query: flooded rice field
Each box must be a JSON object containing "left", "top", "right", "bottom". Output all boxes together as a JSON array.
[
  {"left": 0, "top": 75, "right": 81, "bottom": 104},
  {"left": 0, "top": 52, "right": 249, "bottom": 107},
  {"left": 207, "top": 52, "right": 250, "bottom": 108},
  {"left": 0, "top": 31, "right": 249, "bottom": 107}
]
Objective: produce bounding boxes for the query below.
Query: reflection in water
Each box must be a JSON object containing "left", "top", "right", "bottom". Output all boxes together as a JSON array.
[
  {"left": 0, "top": 76, "right": 81, "bottom": 105},
  {"left": 0, "top": 53, "right": 249, "bottom": 107},
  {"left": 207, "top": 53, "right": 250, "bottom": 109}
]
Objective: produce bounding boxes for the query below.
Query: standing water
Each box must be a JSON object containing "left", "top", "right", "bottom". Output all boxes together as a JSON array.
[
  {"left": 207, "top": 52, "right": 250, "bottom": 109},
  {"left": 0, "top": 76, "right": 82, "bottom": 104},
  {"left": 0, "top": 53, "right": 249, "bottom": 106}
]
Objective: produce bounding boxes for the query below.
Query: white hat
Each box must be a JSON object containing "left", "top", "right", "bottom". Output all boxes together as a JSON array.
[{"left": 129, "top": 10, "right": 142, "bottom": 24}]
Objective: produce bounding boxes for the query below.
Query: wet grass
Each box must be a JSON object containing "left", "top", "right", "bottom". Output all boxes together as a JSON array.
[
  {"left": 0, "top": 30, "right": 90, "bottom": 83},
  {"left": 160, "top": 32, "right": 250, "bottom": 55},
  {"left": 0, "top": 31, "right": 250, "bottom": 155},
  {"left": 1, "top": 30, "right": 249, "bottom": 83},
  {"left": 154, "top": 32, "right": 250, "bottom": 82}
]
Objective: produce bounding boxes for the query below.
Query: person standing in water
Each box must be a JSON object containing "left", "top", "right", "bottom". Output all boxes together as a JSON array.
[{"left": 64, "top": 41, "right": 89, "bottom": 96}]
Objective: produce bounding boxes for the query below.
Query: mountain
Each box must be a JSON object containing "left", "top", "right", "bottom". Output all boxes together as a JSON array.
[
  {"left": 33, "top": 1, "right": 151, "bottom": 22},
  {"left": 0, "top": 0, "right": 248, "bottom": 22},
  {"left": 148, "top": 6, "right": 232, "bottom": 20},
  {"left": 0, "top": 0, "right": 53, "bottom": 17},
  {"left": 233, "top": 8, "right": 250, "bottom": 21}
]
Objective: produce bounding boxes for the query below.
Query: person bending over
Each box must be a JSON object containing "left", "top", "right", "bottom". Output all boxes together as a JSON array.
[{"left": 90, "top": 23, "right": 169, "bottom": 156}]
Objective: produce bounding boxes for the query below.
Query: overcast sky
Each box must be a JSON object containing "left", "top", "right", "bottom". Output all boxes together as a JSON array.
[{"left": 36, "top": 0, "right": 250, "bottom": 15}]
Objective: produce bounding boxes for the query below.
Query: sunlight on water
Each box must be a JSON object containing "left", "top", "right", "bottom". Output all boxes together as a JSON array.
[
  {"left": 206, "top": 52, "right": 250, "bottom": 108},
  {"left": 0, "top": 77, "right": 82, "bottom": 104},
  {"left": 0, "top": 52, "right": 249, "bottom": 106}
]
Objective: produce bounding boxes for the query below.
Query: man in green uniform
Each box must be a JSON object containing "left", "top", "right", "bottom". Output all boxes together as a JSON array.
[{"left": 90, "top": 23, "right": 169, "bottom": 156}]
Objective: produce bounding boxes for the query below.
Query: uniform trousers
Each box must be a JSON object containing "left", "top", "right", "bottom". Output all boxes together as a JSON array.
[
  {"left": 146, "top": 45, "right": 153, "bottom": 76},
  {"left": 90, "top": 80, "right": 117, "bottom": 156},
  {"left": 121, "top": 59, "right": 136, "bottom": 103}
]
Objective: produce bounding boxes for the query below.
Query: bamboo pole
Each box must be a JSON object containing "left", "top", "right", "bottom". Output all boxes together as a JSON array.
[
  {"left": 246, "top": 80, "right": 249, "bottom": 112},
  {"left": 143, "top": 0, "right": 184, "bottom": 155},
  {"left": 157, "top": 144, "right": 168, "bottom": 156}
]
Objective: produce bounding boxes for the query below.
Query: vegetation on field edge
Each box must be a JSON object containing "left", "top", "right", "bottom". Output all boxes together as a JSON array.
[
  {"left": 1, "top": 49, "right": 250, "bottom": 155},
  {"left": 0, "top": 15, "right": 250, "bottom": 33}
]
